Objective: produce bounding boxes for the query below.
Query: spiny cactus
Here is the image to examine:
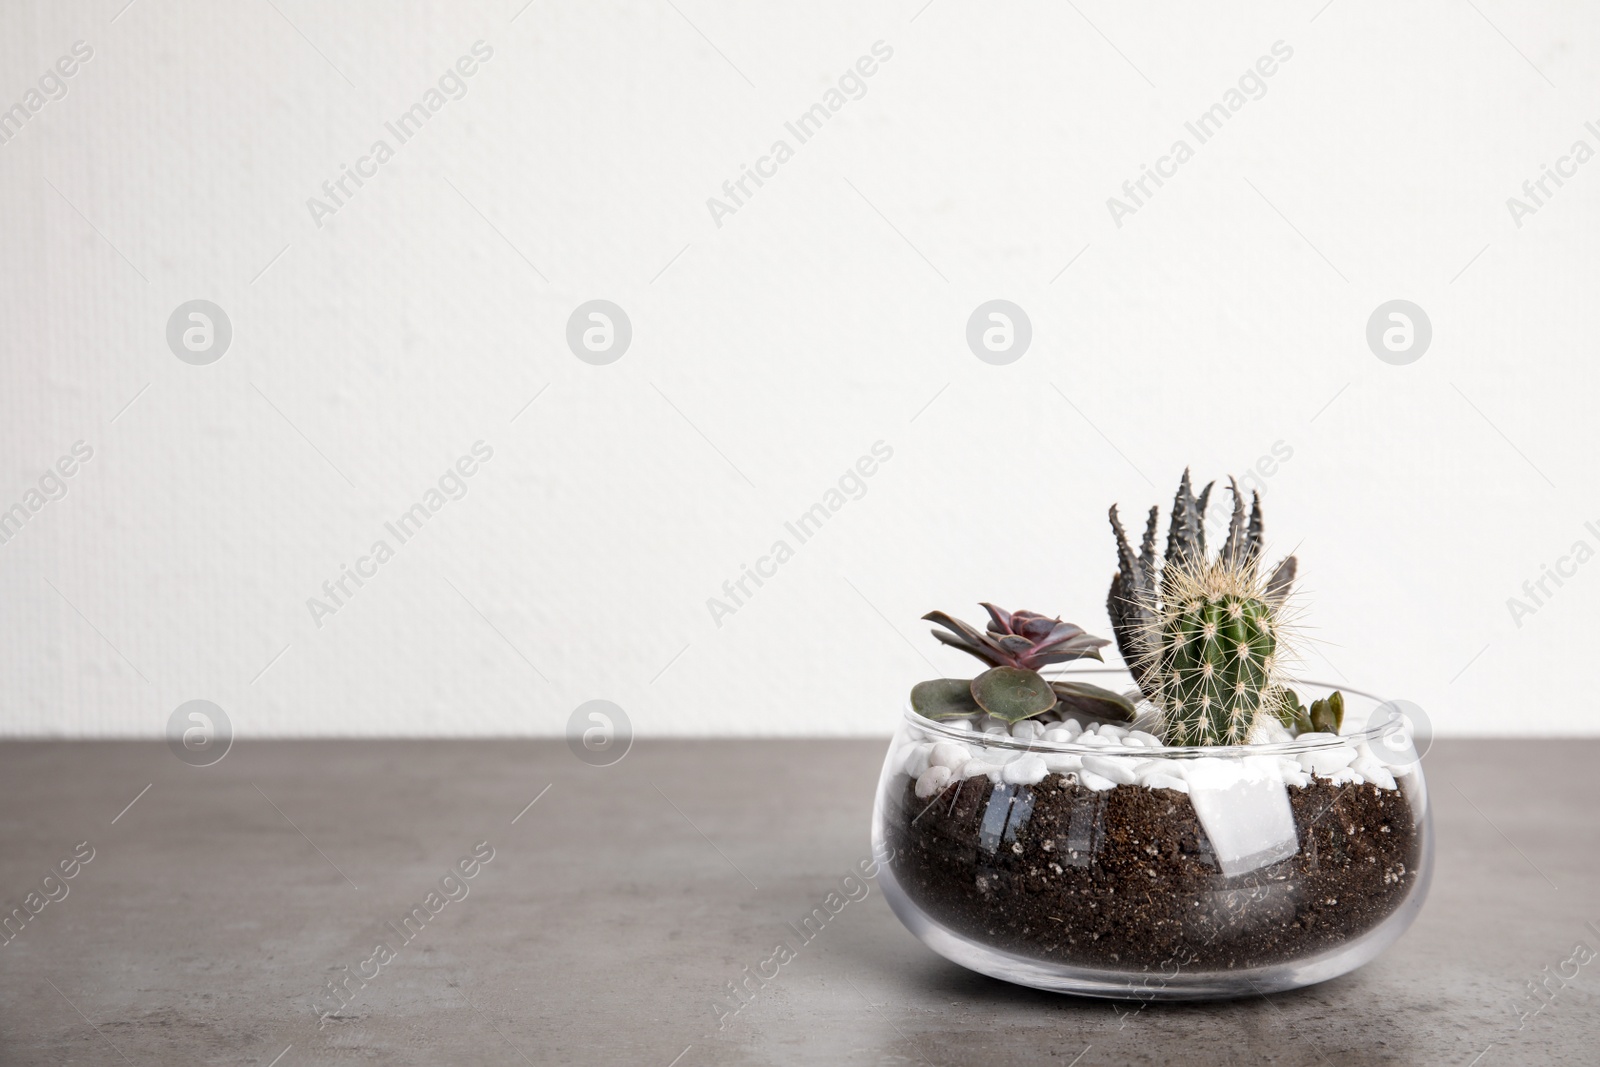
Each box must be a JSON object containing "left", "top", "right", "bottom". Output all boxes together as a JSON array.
[
  {"left": 1108, "top": 470, "right": 1300, "bottom": 745},
  {"left": 1147, "top": 553, "right": 1284, "bottom": 744}
]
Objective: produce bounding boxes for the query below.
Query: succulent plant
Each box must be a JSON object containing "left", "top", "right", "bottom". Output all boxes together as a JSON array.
[
  {"left": 1309, "top": 691, "right": 1345, "bottom": 734},
  {"left": 911, "top": 606, "right": 1135, "bottom": 724},
  {"left": 1108, "top": 470, "right": 1330, "bottom": 746},
  {"left": 924, "top": 605, "right": 1109, "bottom": 671}
]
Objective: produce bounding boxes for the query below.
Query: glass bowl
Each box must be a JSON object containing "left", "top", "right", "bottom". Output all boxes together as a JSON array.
[{"left": 872, "top": 669, "right": 1432, "bottom": 1000}]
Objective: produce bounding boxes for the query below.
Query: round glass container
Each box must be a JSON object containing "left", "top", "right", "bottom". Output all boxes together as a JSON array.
[{"left": 873, "top": 670, "right": 1431, "bottom": 1000}]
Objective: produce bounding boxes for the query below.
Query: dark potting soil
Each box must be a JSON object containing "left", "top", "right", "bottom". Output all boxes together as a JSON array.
[{"left": 885, "top": 772, "right": 1422, "bottom": 973}]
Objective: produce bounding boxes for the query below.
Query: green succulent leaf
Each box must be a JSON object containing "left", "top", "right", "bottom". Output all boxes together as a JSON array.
[
  {"left": 1269, "top": 687, "right": 1314, "bottom": 735},
  {"left": 970, "top": 667, "right": 1056, "bottom": 723},
  {"left": 1048, "top": 680, "right": 1137, "bottom": 723},
  {"left": 910, "top": 678, "right": 981, "bottom": 720},
  {"left": 1309, "top": 691, "right": 1345, "bottom": 734}
]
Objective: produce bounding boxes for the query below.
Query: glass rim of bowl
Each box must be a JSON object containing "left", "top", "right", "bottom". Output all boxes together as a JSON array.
[{"left": 902, "top": 666, "right": 1406, "bottom": 758}]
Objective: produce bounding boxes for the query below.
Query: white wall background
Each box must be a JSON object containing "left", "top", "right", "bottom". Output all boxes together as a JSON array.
[{"left": 1, "top": 0, "right": 1596, "bottom": 738}]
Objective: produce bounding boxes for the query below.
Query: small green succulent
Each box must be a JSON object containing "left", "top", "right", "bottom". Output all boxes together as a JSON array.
[{"left": 910, "top": 604, "right": 1135, "bottom": 724}]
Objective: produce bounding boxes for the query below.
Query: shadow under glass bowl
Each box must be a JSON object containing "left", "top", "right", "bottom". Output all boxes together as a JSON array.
[{"left": 872, "top": 669, "right": 1432, "bottom": 1000}]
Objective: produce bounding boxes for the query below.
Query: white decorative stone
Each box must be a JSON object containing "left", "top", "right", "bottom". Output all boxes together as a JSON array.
[
  {"left": 1098, "top": 725, "right": 1129, "bottom": 742},
  {"left": 1002, "top": 755, "right": 1048, "bottom": 785},
  {"left": 1058, "top": 718, "right": 1084, "bottom": 736},
  {"left": 1079, "top": 770, "right": 1117, "bottom": 791},
  {"left": 1184, "top": 755, "right": 1300, "bottom": 878},
  {"left": 929, "top": 742, "right": 970, "bottom": 770},
  {"left": 1133, "top": 761, "right": 1171, "bottom": 784},
  {"left": 1350, "top": 756, "right": 1385, "bottom": 780},
  {"left": 1127, "top": 730, "right": 1164, "bottom": 748},
  {"left": 1076, "top": 732, "right": 1112, "bottom": 747},
  {"left": 1300, "top": 747, "right": 1358, "bottom": 776},
  {"left": 1043, "top": 727, "right": 1072, "bottom": 742},
  {"left": 1081, "top": 754, "right": 1140, "bottom": 785},
  {"left": 914, "top": 764, "right": 953, "bottom": 798},
  {"left": 1011, "top": 720, "right": 1042, "bottom": 740},
  {"left": 1248, "top": 718, "right": 1294, "bottom": 744},
  {"left": 958, "top": 758, "right": 995, "bottom": 779},
  {"left": 1144, "top": 773, "right": 1190, "bottom": 793},
  {"left": 1042, "top": 753, "right": 1083, "bottom": 773},
  {"left": 903, "top": 743, "right": 934, "bottom": 777}
]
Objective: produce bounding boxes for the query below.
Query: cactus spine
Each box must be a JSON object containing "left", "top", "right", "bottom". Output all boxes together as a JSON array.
[
  {"left": 1149, "top": 564, "right": 1280, "bottom": 745},
  {"left": 1109, "top": 470, "right": 1298, "bottom": 745}
]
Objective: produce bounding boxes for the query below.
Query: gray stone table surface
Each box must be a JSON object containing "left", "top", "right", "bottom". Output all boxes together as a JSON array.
[{"left": 0, "top": 739, "right": 1596, "bottom": 1066}]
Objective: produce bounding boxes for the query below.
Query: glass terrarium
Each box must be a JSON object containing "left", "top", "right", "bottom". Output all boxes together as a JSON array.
[{"left": 873, "top": 670, "right": 1431, "bottom": 999}]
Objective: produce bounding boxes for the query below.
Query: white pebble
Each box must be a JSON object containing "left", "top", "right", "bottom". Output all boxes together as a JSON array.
[
  {"left": 1058, "top": 718, "right": 1083, "bottom": 735},
  {"left": 1011, "top": 720, "right": 1041, "bottom": 740},
  {"left": 959, "top": 759, "right": 996, "bottom": 779},
  {"left": 1328, "top": 768, "right": 1361, "bottom": 786},
  {"left": 1297, "top": 732, "right": 1337, "bottom": 742},
  {"left": 1081, "top": 754, "right": 1139, "bottom": 785},
  {"left": 903, "top": 743, "right": 934, "bottom": 777},
  {"left": 1301, "top": 747, "right": 1358, "bottom": 776},
  {"left": 929, "top": 742, "right": 970, "bottom": 770},
  {"left": 1350, "top": 756, "right": 1385, "bottom": 780},
  {"left": 1079, "top": 770, "right": 1117, "bottom": 791},
  {"left": 1076, "top": 732, "right": 1112, "bottom": 747},
  {"left": 1366, "top": 766, "right": 1398, "bottom": 790},
  {"left": 1127, "top": 730, "right": 1163, "bottom": 748},
  {"left": 1043, "top": 727, "right": 1072, "bottom": 743},
  {"left": 1097, "top": 725, "right": 1129, "bottom": 742},
  {"left": 914, "top": 765, "right": 953, "bottom": 798},
  {"left": 1121, "top": 736, "right": 1146, "bottom": 747},
  {"left": 1144, "top": 773, "right": 1189, "bottom": 793},
  {"left": 1043, "top": 754, "right": 1083, "bottom": 773},
  {"left": 1133, "top": 761, "right": 1171, "bottom": 783},
  {"left": 946, "top": 719, "right": 974, "bottom": 731},
  {"left": 983, "top": 726, "right": 1008, "bottom": 739},
  {"left": 1001, "top": 755, "right": 1048, "bottom": 785}
]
